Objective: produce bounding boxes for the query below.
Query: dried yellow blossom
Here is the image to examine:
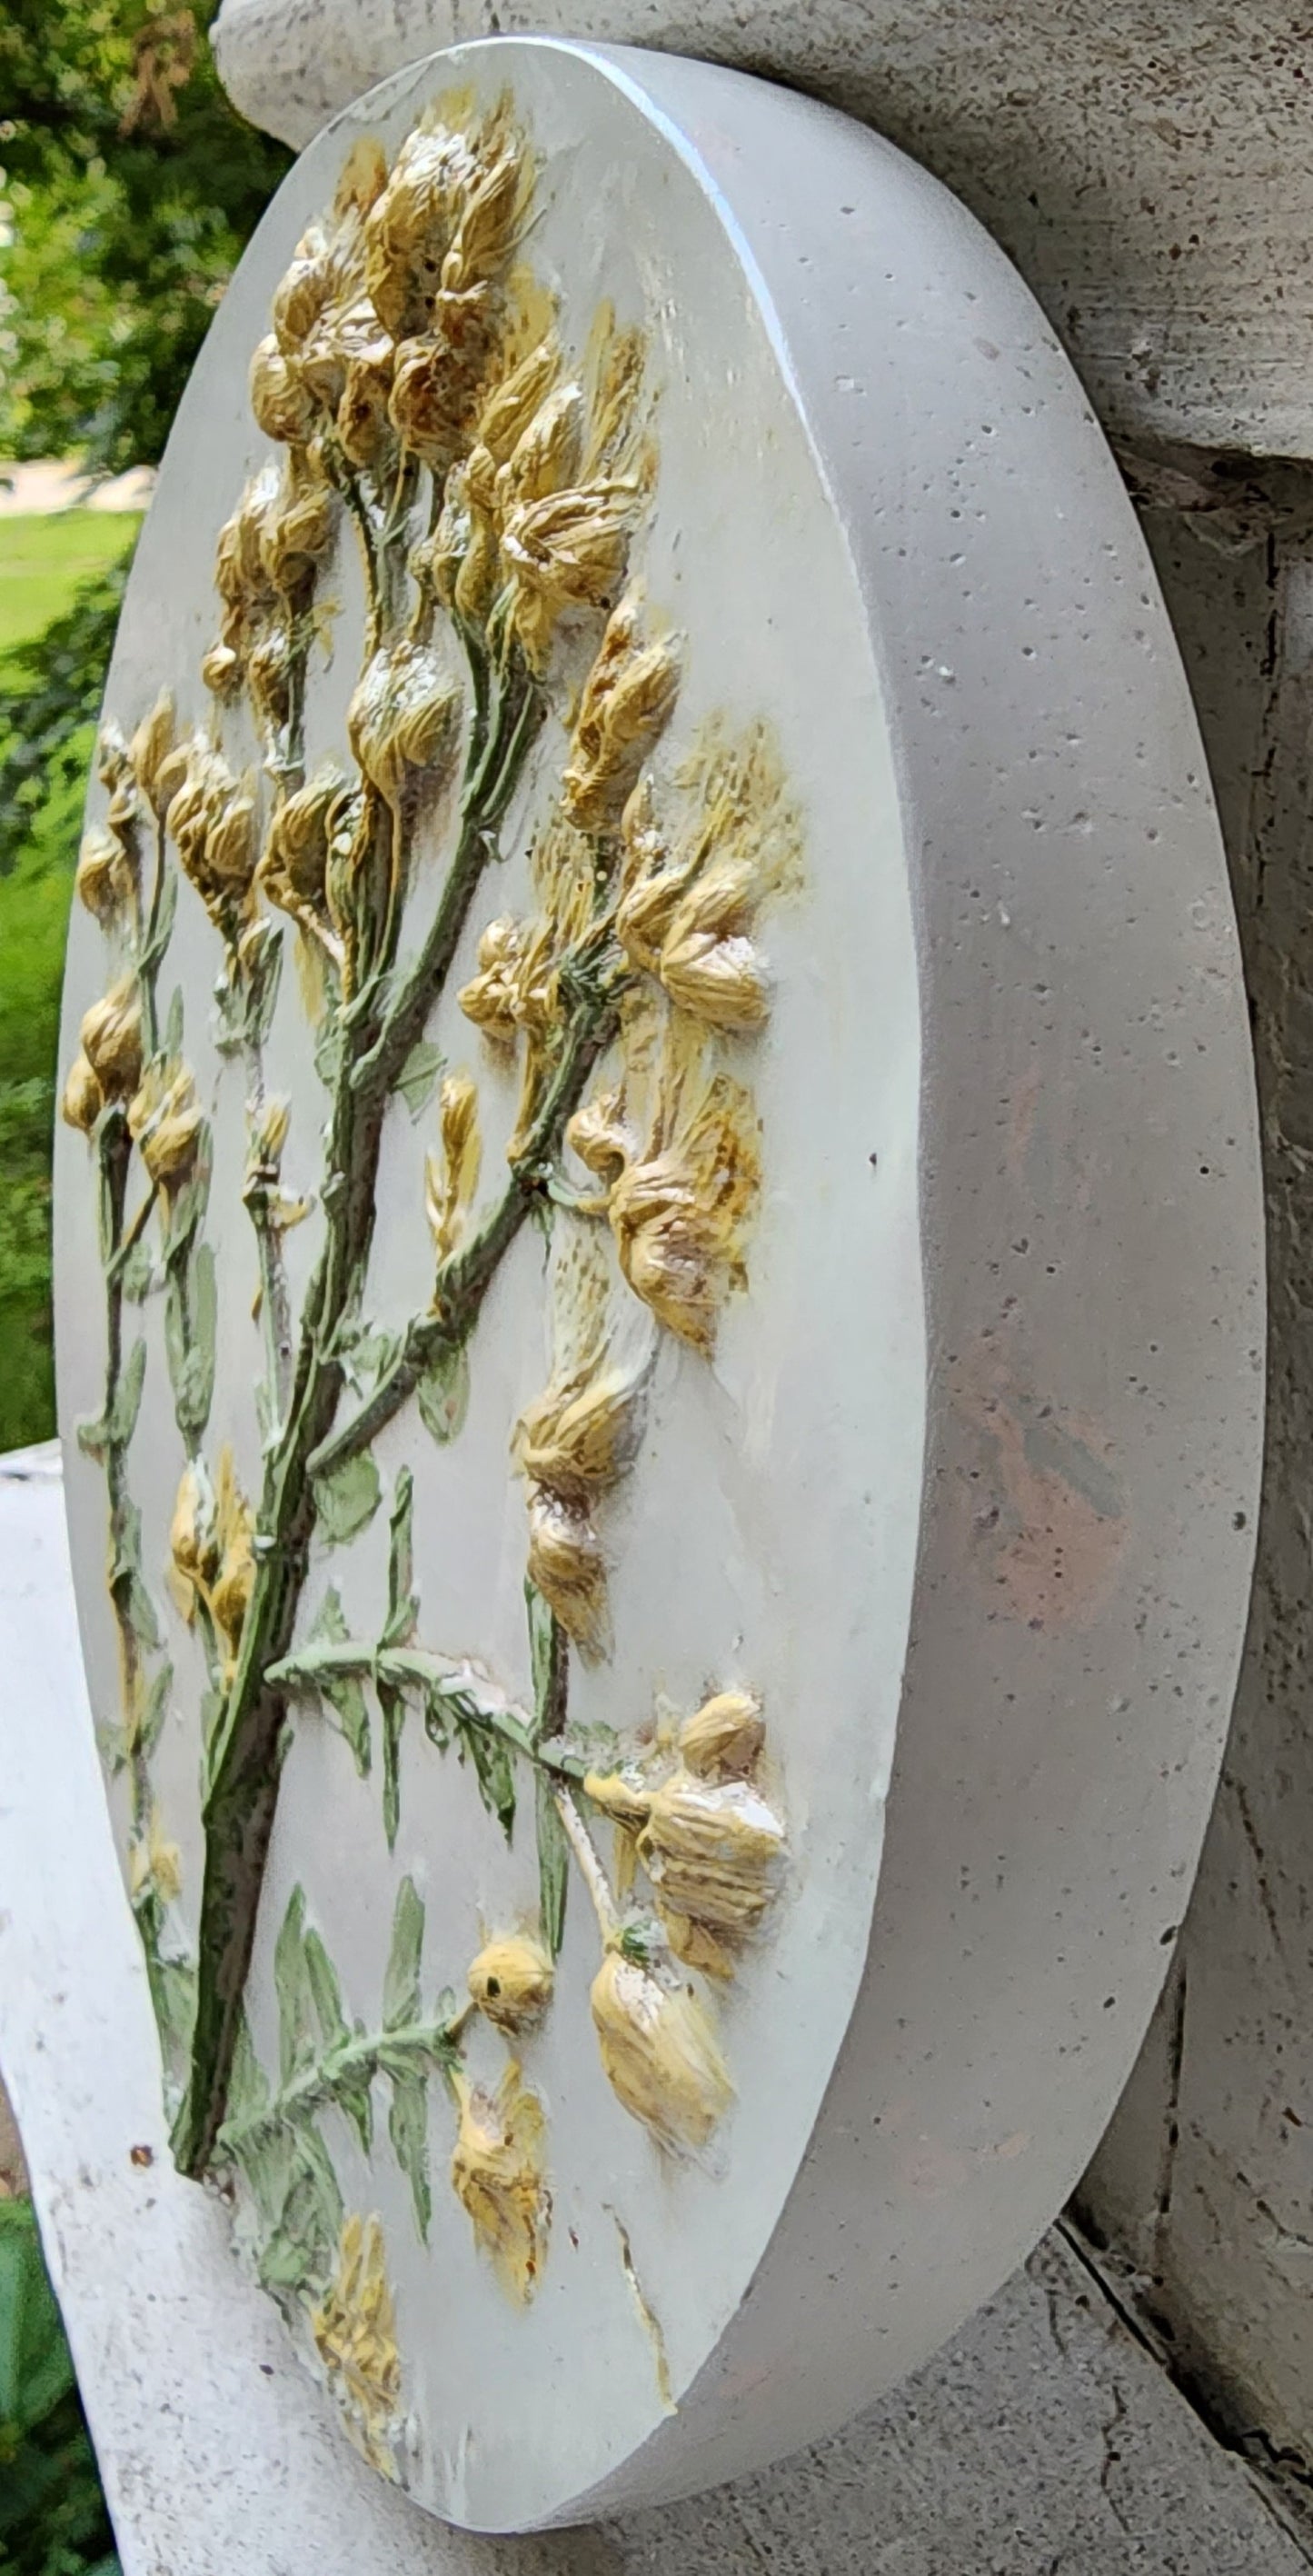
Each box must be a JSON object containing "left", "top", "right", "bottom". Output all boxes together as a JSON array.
[
  {"left": 590, "top": 1951, "right": 733, "bottom": 2155},
  {"left": 258, "top": 768, "right": 346, "bottom": 927},
  {"left": 562, "top": 592, "right": 681, "bottom": 834},
  {"left": 259, "top": 471, "right": 338, "bottom": 594},
  {"left": 249, "top": 332, "right": 318, "bottom": 444},
  {"left": 311, "top": 2214, "right": 402, "bottom": 2481},
  {"left": 128, "top": 691, "right": 178, "bottom": 821},
  {"left": 424, "top": 1073, "right": 482, "bottom": 1265},
  {"left": 565, "top": 1087, "right": 637, "bottom": 1192},
  {"left": 526, "top": 1487, "right": 608, "bottom": 1660},
  {"left": 465, "top": 334, "right": 562, "bottom": 507},
  {"left": 80, "top": 982, "right": 143, "bottom": 1101},
  {"left": 128, "top": 1804, "right": 183, "bottom": 1908},
  {"left": 626, "top": 719, "right": 800, "bottom": 1027},
  {"left": 607, "top": 1040, "right": 761, "bottom": 1353},
  {"left": 502, "top": 479, "right": 643, "bottom": 668},
  {"left": 582, "top": 1767, "right": 652, "bottom": 1832},
  {"left": 515, "top": 1356, "right": 648, "bottom": 1503},
  {"left": 61, "top": 1053, "right": 104, "bottom": 1135},
  {"left": 337, "top": 334, "right": 396, "bottom": 467},
  {"left": 165, "top": 738, "right": 262, "bottom": 924},
  {"left": 348, "top": 641, "right": 461, "bottom": 805},
  {"left": 679, "top": 1690, "right": 765, "bottom": 1778},
  {"left": 450, "top": 2062, "right": 550, "bottom": 2301},
  {"left": 129, "top": 1062, "right": 204, "bottom": 1193},
  {"left": 209, "top": 1446, "right": 255, "bottom": 1664},
  {"left": 457, "top": 914, "right": 530, "bottom": 1047},
  {"left": 364, "top": 102, "right": 523, "bottom": 342},
  {"left": 466, "top": 1933, "right": 554, "bottom": 2034},
  {"left": 497, "top": 381, "right": 586, "bottom": 512},
  {"left": 75, "top": 826, "right": 131, "bottom": 924},
  {"left": 640, "top": 1771, "right": 785, "bottom": 1951},
  {"left": 170, "top": 1458, "right": 219, "bottom": 1601},
  {"left": 200, "top": 641, "right": 243, "bottom": 701}
]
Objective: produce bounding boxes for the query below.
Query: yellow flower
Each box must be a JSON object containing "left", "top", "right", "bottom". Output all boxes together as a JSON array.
[
  {"left": 258, "top": 768, "right": 346, "bottom": 929},
  {"left": 200, "top": 641, "right": 243, "bottom": 701},
  {"left": 464, "top": 334, "right": 562, "bottom": 509},
  {"left": 75, "top": 825, "right": 132, "bottom": 924},
  {"left": 259, "top": 471, "right": 338, "bottom": 594},
  {"left": 679, "top": 1690, "right": 764, "bottom": 1778},
  {"left": 590, "top": 1950, "right": 732, "bottom": 2155},
  {"left": 501, "top": 479, "right": 643, "bottom": 668},
  {"left": 639, "top": 1770, "right": 785, "bottom": 1952},
  {"left": 450, "top": 2062, "right": 550, "bottom": 2302},
  {"left": 209, "top": 1447, "right": 255, "bottom": 1667},
  {"left": 515, "top": 1355, "right": 648, "bottom": 1503},
  {"left": 562, "top": 593, "right": 681, "bottom": 834},
  {"left": 165, "top": 736, "right": 262, "bottom": 923},
  {"left": 170, "top": 1458, "right": 219, "bottom": 1603},
  {"left": 606, "top": 1040, "right": 761, "bottom": 1354},
  {"left": 61, "top": 1053, "right": 104, "bottom": 1135},
  {"left": 347, "top": 641, "right": 461, "bottom": 805},
  {"left": 525, "top": 1486, "right": 608, "bottom": 1661},
  {"left": 336, "top": 329, "right": 396, "bottom": 468},
  {"left": 364, "top": 104, "right": 523, "bottom": 341},
  {"left": 249, "top": 332, "right": 318, "bottom": 444},
  {"left": 497, "top": 381, "right": 586, "bottom": 513},
  {"left": 128, "top": 1803, "right": 183, "bottom": 1909},
  {"left": 457, "top": 914, "right": 530, "bottom": 1047},
  {"left": 310, "top": 2213, "right": 402, "bottom": 2481},
  {"left": 624, "top": 719, "right": 800, "bottom": 1028},
  {"left": 466, "top": 1934, "right": 554, "bottom": 2034},
  {"left": 129, "top": 1063, "right": 204, "bottom": 1193},
  {"left": 424, "top": 1072, "right": 482, "bottom": 1265},
  {"left": 128, "top": 690, "right": 179, "bottom": 822},
  {"left": 80, "top": 981, "right": 143, "bottom": 1100}
]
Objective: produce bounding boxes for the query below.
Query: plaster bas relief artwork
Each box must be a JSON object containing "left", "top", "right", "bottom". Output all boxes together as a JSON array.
[{"left": 55, "top": 43, "right": 923, "bottom": 2531}]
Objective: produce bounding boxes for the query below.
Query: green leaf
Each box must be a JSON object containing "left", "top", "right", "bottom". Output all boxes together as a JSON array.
[
  {"left": 107, "top": 1336, "right": 146, "bottom": 1448},
  {"left": 417, "top": 1339, "right": 470, "bottom": 1446},
  {"left": 226, "top": 2015, "right": 271, "bottom": 2132},
  {"left": 382, "top": 1467, "right": 417, "bottom": 1649},
  {"left": 380, "top": 1679, "right": 405, "bottom": 1851},
  {"left": 303, "top": 1926, "right": 348, "bottom": 2051},
  {"left": 187, "top": 1238, "right": 217, "bottom": 1434},
  {"left": 314, "top": 1007, "right": 346, "bottom": 1092},
  {"left": 535, "top": 1771, "right": 569, "bottom": 1958},
  {"left": 256, "top": 2126, "right": 342, "bottom": 2301},
  {"left": 461, "top": 1718, "right": 517, "bottom": 1844},
  {"left": 383, "top": 1878, "right": 424, "bottom": 2032},
  {"left": 244, "top": 919, "right": 284, "bottom": 1047},
  {"left": 388, "top": 2072, "right": 432, "bottom": 2242},
  {"left": 302, "top": 1588, "right": 371, "bottom": 1774},
  {"left": 140, "top": 1660, "right": 173, "bottom": 1759},
  {"left": 313, "top": 1450, "right": 382, "bottom": 1546},
  {"left": 164, "top": 984, "right": 184, "bottom": 1060},
  {"left": 75, "top": 1413, "right": 107, "bottom": 1463},
  {"left": 0, "top": 2201, "right": 75, "bottom": 2435},
  {"left": 274, "top": 1886, "right": 316, "bottom": 2089},
  {"left": 394, "top": 1038, "right": 443, "bottom": 1121},
  {"left": 121, "top": 1233, "right": 155, "bottom": 1303}
]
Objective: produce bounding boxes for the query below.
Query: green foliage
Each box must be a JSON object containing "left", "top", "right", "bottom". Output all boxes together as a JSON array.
[
  {"left": 0, "top": 2198, "right": 118, "bottom": 2576},
  {"left": 0, "top": 3, "right": 290, "bottom": 479}
]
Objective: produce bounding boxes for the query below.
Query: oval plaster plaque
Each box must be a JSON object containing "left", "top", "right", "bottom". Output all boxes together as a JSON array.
[{"left": 55, "top": 38, "right": 1262, "bottom": 2532}]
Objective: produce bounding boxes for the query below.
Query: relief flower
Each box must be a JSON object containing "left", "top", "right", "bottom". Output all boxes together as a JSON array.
[
  {"left": 590, "top": 1949, "right": 733, "bottom": 2155},
  {"left": 562, "top": 592, "right": 681, "bottom": 834},
  {"left": 347, "top": 640, "right": 462, "bottom": 807},
  {"left": 310, "top": 2212, "right": 403, "bottom": 2481},
  {"left": 75, "top": 824, "right": 134, "bottom": 925},
  {"left": 450, "top": 2062, "right": 550, "bottom": 2302},
  {"left": 128, "top": 1061, "right": 205, "bottom": 1194},
  {"left": 617, "top": 719, "right": 800, "bottom": 1029},
  {"left": 128, "top": 690, "right": 181, "bottom": 824},
  {"left": 128, "top": 1803, "right": 183, "bottom": 1909},
  {"left": 209, "top": 1445, "right": 256, "bottom": 1674},
  {"left": 456, "top": 914, "right": 532, "bottom": 1047},
  {"left": 678, "top": 1689, "right": 765, "bottom": 1778},
  {"left": 514, "top": 1224, "right": 652, "bottom": 1658},
  {"left": 257, "top": 767, "right": 348, "bottom": 951},
  {"left": 169, "top": 1457, "right": 220, "bottom": 1602},
  {"left": 165, "top": 737, "right": 262, "bottom": 927},
  {"left": 61, "top": 1053, "right": 104, "bottom": 1135},
  {"left": 249, "top": 332, "right": 318, "bottom": 445},
  {"left": 604, "top": 1032, "right": 761, "bottom": 1354},
  {"left": 424, "top": 1073, "right": 482, "bottom": 1267},
  {"left": 80, "top": 981, "right": 143, "bottom": 1101},
  {"left": 637, "top": 1770, "right": 786, "bottom": 1978},
  {"left": 466, "top": 1933, "right": 554, "bottom": 2035}
]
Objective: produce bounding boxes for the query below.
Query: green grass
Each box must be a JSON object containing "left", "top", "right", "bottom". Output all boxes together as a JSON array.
[
  {"left": 0, "top": 512, "right": 136, "bottom": 654},
  {"left": 0, "top": 513, "right": 138, "bottom": 1452}
]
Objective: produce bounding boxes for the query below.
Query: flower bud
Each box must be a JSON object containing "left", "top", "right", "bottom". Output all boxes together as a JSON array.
[
  {"left": 678, "top": 1690, "right": 764, "bottom": 1778},
  {"left": 450, "top": 2063, "right": 550, "bottom": 2302},
  {"left": 458, "top": 915, "right": 526, "bottom": 1046},
  {"left": 201, "top": 641, "right": 243, "bottom": 701},
  {"left": 250, "top": 332, "right": 317, "bottom": 444},
  {"left": 61, "top": 1053, "right": 103, "bottom": 1134},
  {"left": 205, "top": 793, "right": 261, "bottom": 894},
  {"left": 80, "top": 983, "right": 143, "bottom": 1100},
  {"left": 424, "top": 1072, "right": 482, "bottom": 1264},
  {"left": 348, "top": 643, "right": 461, "bottom": 804},
  {"left": 134, "top": 1069, "right": 204, "bottom": 1192},
  {"left": 129, "top": 690, "right": 177, "bottom": 818},
  {"left": 590, "top": 1950, "right": 733, "bottom": 2154},
  {"left": 96, "top": 722, "right": 131, "bottom": 790},
  {"left": 466, "top": 1934, "right": 554, "bottom": 2034},
  {"left": 260, "top": 480, "right": 337, "bottom": 592},
  {"left": 582, "top": 1769, "right": 652, "bottom": 1832},
  {"left": 562, "top": 616, "right": 682, "bottom": 834},
  {"left": 471, "top": 336, "right": 561, "bottom": 491},
  {"left": 75, "top": 826, "right": 129, "bottom": 924},
  {"left": 526, "top": 1486, "right": 607, "bottom": 1659},
  {"left": 170, "top": 1458, "right": 219, "bottom": 1592},
  {"left": 499, "top": 383, "right": 584, "bottom": 512},
  {"left": 638, "top": 1771, "right": 785, "bottom": 1946}
]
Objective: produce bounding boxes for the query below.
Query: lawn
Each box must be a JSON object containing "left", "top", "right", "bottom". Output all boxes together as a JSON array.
[{"left": 0, "top": 512, "right": 137, "bottom": 1453}]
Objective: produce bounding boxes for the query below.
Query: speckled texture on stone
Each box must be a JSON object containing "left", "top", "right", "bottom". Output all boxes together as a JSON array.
[
  {"left": 4, "top": 1461, "right": 1308, "bottom": 2571},
  {"left": 1079, "top": 477, "right": 1313, "bottom": 2518},
  {"left": 211, "top": 0, "right": 1313, "bottom": 457}
]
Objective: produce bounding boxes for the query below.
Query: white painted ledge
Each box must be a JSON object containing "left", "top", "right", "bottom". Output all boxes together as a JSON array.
[
  {"left": 0, "top": 1447, "right": 1305, "bottom": 2571},
  {"left": 211, "top": 0, "right": 1313, "bottom": 459}
]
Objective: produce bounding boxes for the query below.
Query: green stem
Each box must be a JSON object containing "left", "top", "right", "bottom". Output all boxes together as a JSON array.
[
  {"left": 97, "top": 1112, "right": 151, "bottom": 1835},
  {"left": 215, "top": 2010, "right": 463, "bottom": 2163},
  {"left": 265, "top": 1641, "right": 590, "bottom": 1780}
]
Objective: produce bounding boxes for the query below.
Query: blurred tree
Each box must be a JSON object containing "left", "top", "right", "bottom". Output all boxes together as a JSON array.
[{"left": 0, "top": 3, "right": 289, "bottom": 476}]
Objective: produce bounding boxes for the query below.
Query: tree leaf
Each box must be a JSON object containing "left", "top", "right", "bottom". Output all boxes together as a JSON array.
[
  {"left": 380, "top": 1678, "right": 405, "bottom": 1851},
  {"left": 394, "top": 1038, "right": 443, "bottom": 1122},
  {"left": 417, "top": 1340, "right": 469, "bottom": 1446},
  {"left": 388, "top": 2072, "right": 432, "bottom": 2243},
  {"left": 382, "top": 1466, "right": 417, "bottom": 1648},
  {"left": 535, "top": 1771, "right": 569, "bottom": 1958},
  {"left": 461, "top": 1718, "right": 517, "bottom": 1844},
  {"left": 140, "top": 1660, "right": 173, "bottom": 1758},
  {"left": 313, "top": 1451, "right": 382, "bottom": 1546},
  {"left": 107, "top": 1336, "right": 146, "bottom": 1448},
  {"left": 274, "top": 1885, "right": 315, "bottom": 2088},
  {"left": 382, "top": 1877, "right": 424, "bottom": 2032}
]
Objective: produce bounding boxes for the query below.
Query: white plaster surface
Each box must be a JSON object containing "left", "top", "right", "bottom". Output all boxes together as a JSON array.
[
  {"left": 211, "top": 0, "right": 1313, "bottom": 459},
  {"left": 51, "top": 37, "right": 1265, "bottom": 2527},
  {"left": 0, "top": 1448, "right": 1308, "bottom": 2574}
]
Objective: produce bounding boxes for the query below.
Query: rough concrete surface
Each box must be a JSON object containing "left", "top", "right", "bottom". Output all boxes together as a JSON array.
[
  {"left": 1079, "top": 474, "right": 1313, "bottom": 2514},
  {"left": 1, "top": 1453, "right": 1308, "bottom": 2572},
  {"left": 212, "top": 0, "right": 1313, "bottom": 457}
]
